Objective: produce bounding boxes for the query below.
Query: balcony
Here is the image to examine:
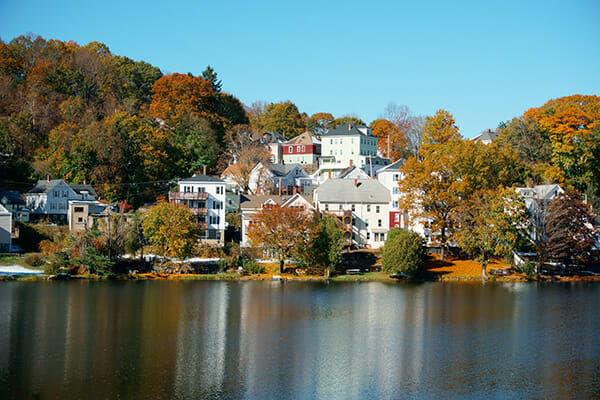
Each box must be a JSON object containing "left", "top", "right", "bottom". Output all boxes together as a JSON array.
[
  {"left": 189, "top": 207, "right": 208, "bottom": 215},
  {"left": 169, "top": 192, "right": 208, "bottom": 200}
]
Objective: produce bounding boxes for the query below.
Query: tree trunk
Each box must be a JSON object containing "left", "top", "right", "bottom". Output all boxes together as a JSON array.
[
  {"left": 440, "top": 245, "right": 445, "bottom": 262},
  {"left": 481, "top": 264, "right": 487, "bottom": 280},
  {"left": 279, "top": 258, "right": 284, "bottom": 274}
]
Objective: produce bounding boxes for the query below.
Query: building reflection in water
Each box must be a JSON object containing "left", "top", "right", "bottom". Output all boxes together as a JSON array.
[{"left": 0, "top": 281, "right": 599, "bottom": 399}]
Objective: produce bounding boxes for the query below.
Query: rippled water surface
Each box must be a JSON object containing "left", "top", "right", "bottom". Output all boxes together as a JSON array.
[{"left": 0, "top": 281, "right": 599, "bottom": 399}]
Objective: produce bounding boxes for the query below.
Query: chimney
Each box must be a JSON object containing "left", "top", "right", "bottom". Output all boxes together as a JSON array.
[
  {"left": 350, "top": 159, "right": 353, "bottom": 167},
  {"left": 280, "top": 159, "right": 284, "bottom": 164},
  {"left": 203, "top": 165, "right": 206, "bottom": 175},
  {"left": 354, "top": 178, "right": 358, "bottom": 187},
  {"left": 348, "top": 124, "right": 351, "bottom": 131},
  {"left": 328, "top": 170, "right": 331, "bottom": 179},
  {"left": 47, "top": 175, "right": 50, "bottom": 182},
  {"left": 293, "top": 186, "right": 297, "bottom": 194},
  {"left": 371, "top": 174, "right": 375, "bottom": 179},
  {"left": 83, "top": 179, "right": 86, "bottom": 185}
]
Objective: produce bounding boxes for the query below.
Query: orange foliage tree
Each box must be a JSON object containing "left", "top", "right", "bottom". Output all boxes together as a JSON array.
[
  {"left": 247, "top": 204, "right": 314, "bottom": 273},
  {"left": 524, "top": 95, "right": 600, "bottom": 191}
]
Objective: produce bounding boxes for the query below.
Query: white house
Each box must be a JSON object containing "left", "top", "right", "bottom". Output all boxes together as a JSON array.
[
  {"left": 320, "top": 124, "right": 378, "bottom": 169},
  {"left": 516, "top": 184, "right": 565, "bottom": 242},
  {"left": 239, "top": 193, "right": 314, "bottom": 247},
  {"left": 169, "top": 174, "right": 226, "bottom": 245},
  {"left": 0, "top": 190, "right": 29, "bottom": 222},
  {"left": 376, "top": 159, "right": 409, "bottom": 230},
  {"left": 0, "top": 204, "right": 11, "bottom": 252},
  {"left": 25, "top": 179, "right": 96, "bottom": 222},
  {"left": 314, "top": 178, "right": 391, "bottom": 249}
]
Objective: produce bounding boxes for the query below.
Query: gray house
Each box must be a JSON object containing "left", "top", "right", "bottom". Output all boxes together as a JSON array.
[
  {"left": 25, "top": 179, "right": 97, "bottom": 222},
  {"left": 0, "top": 204, "right": 12, "bottom": 252}
]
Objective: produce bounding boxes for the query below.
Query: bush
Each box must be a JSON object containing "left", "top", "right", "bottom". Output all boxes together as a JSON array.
[
  {"left": 515, "top": 261, "right": 538, "bottom": 280},
  {"left": 382, "top": 229, "right": 425, "bottom": 277},
  {"left": 44, "top": 252, "right": 69, "bottom": 275},
  {"left": 241, "top": 258, "right": 265, "bottom": 275},
  {"left": 24, "top": 253, "right": 45, "bottom": 267}
]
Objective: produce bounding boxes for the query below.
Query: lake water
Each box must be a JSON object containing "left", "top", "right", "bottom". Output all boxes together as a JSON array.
[{"left": 0, "top": 281, "right": 599, "bottom": 399}]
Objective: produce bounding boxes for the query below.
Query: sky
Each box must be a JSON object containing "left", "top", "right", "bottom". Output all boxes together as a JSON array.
[{"left": 1, "top": 0, "right": 599, "bottom": 137}]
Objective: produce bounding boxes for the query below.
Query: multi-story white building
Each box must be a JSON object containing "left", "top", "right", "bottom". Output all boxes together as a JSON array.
[
  {"left": 376, "top": 160, "right": 408, "bottom": 229},
  {"left": 25, "top": 179, "right": 96, "bottom": 222},
  {"left": 314, "top": 178, "right": 391, "bottom": 249},
  {"left": 320, "top": 124, "right": 378, "bottom": 169},
  {"left": 169, "top": 174, "right": 226, "bottom": 245}
]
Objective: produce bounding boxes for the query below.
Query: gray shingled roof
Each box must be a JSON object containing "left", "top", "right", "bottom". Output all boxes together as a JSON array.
[
  {"left": 322, "top": 124, "right": 373, "bottom": 137},
  {"left": 180, "top": 174, "right": 224, "bottom": 183},
  {"left": 240, "top": 194, "right": 313, "bottom": 209},
  {"left": 315, "top": 179, "right": 390, "bottom": 203},
  {"left": 0, "top": 190, "right": 25, "bottom": 205},
  {"left": 28, "top": 179, "right": 96, "bottom": 196},
  {"left": 269, "top": 164, "right": 302, "bottom": 177},
  {"left": 472, "top": 130, "right": 500, "bottom": 142},
  {"left": 378, "top": 159, "right": 405, "bottom": 172}
]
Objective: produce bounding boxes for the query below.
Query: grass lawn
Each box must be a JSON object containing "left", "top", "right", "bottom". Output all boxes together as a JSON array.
[{"left": 0, "top": 254, "right": 30, "bottom": 268}]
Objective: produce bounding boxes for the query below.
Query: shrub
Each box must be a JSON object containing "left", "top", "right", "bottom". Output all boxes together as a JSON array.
[
  {"left": 24, "top": 253, "right": 45, "bottom": 267},
  {"left": 44, "top": 252, "right": 69, "bottom": 275},
  {"left": 382, "top": 229, "right": 425, "bottom": 276},
  {"left": 241, "top": 258, "right": 264, "bottom": 275},
  {"left": 515, "top": 261, "right": 538, "bottom": 280}
]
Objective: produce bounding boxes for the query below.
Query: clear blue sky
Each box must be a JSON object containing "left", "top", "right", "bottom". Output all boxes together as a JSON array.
[{"left": 1, "top": 0, "right": 599, "bottom": 137}]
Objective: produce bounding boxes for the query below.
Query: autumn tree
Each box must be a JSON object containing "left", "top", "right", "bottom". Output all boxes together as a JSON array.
[
  {"left": 308, "top": 112, "right": 334, "bottom": 135},
  {"left": 454, "top": 188, "right": 530, "bottom": 279},
  {"left": 370, "top": 119, "right": 408, "bottom": 160},
  {"left": 399, "top": 110, "right": 462, "bottom": 261},
  {"left": 544, "top": 191, "right": 597, "bottom": 270},
  {"left": 524, "top": 95, "right": 600, "bottom": 192},
  {"left": 247, "top": 100, "right": 268, "bottom": 132},
  {"left": 262, "top": 100, "right": 306, "bottom": 138},
  {"left": 142, "top": 199, "right": 201, "bottom": 261},
  {"left": 248, "top": 204, "right": 314, "bottom": 273}
]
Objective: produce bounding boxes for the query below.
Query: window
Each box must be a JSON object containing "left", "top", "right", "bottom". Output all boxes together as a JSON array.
[
  {"left": 54, "top": 191, "right": 58, "bottom": 198},
  {"left": 289, "top": 146, "right": 293, "bottom": 153},
  {"left": 378, "top": 219, "right": 382, "bottom": 227},
  {"left": 374, "top": 233, "right": 379, "bottom": 241},
  {"left": 62, "top": 191, "right": 67, "bottom": 197},
  {"left": 394, "top": 214, "right": 400, "bottom": 222},
  {"left": 297, "top": 146, "right": 301, "bottom": 152},
  {"left": 59, "top": 203, "right": 65, "bottom": 210},
  {"left": 51, "top": 203, "right": 56, "bottom": 209},
  {"left": 365, "top": 219, "right": 369, "bottom": 227},
  {"left": 367, "top": 232, "right": 370, "bottom": 240},
  {"left": 77, "top": 217, "right": 83, "bottom": 223},
  {"left": 339, "top": 204, "right": 343, "bottom": 210},
  {"left": 376, "top": 206, "right": 380, "bottom": 213},
  {"left": 330, "top": 139, "right": 333, "bottom": 144},
  {"left": 74, "top": 207, "right": 84, "bottom": 212},
  {"left": 381, "top": 233, "right": 385, "bottom": 241},
  {"left": 351, "top": 204, "right": 355, "bottom": 212},
  {"left": 367, "top": 205, "right": 371, "bottom": 212},
  {"left": 301, "top": 145, "right": 305, "bottom": 152},
  {"left": 325, "top": 204, "right": 329, "bottom": 211}
]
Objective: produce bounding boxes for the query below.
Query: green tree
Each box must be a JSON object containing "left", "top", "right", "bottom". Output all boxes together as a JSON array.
[
  {"left": 381, "top": 228, "right": 425, "bottom": 277},
  {"left": 201, "top": 65, "right": 222, "bottom": 93},
  {"left": 142, "top": 200, "right": 200, "bottom": 261},
  {"left": 305, "top": 215, "right": 345, "bottom": 277},
  {"left": 329, "top": 116, "right": 366, "bottom": 130},
  {"left": 262, "top": 100, "right": 306, "bottom": 138},
  {"left": 307, "top": 112, "right": 334, "bottom": 135}
]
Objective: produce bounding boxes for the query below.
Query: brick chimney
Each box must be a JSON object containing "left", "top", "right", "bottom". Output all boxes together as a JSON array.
[
  {"left": 348, "top": 124, "right": 351, "bottom": 131},
  {"left": 354, "top": 178, "right": 358, "bottom": 187},
  {"left": 203, "top": 165, "right": 206, "bottom": 175},
  {"left": 328, "top": 170, "right": 331, "bottom": 179},
  {"left": 47, "top": 175, "right": 50, "bottom": 182},
  {"left": 350, "top": 159, "right": 353, "bottom": 167}
]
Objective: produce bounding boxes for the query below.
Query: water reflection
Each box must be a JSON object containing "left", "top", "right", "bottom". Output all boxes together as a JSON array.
[{"left": 0, "top": 281, "right": 599, "bottom": 399}]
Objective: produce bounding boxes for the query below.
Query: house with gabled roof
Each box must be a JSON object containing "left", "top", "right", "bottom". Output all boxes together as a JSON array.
[
  {"left": 0, "top": 204, "right": 11, "bottom": 252},
  {"left": 239, "top": 193, "right": 314, "bottom": 246},
  {"left": 314, "top": 178, "right": 391, "bottom": 249},
  {"left": 25, "top": 179, "right": 97, "bottom": 222},
  {"left": 0, "top": 190, "right": 30, "bottom": 222},
  {"left": 169, "top": 172, "right": 226, "bottom": 245},
  {"left": 282, "top": 131, "right": 321, "bottom": 165},
  {"left": 472, "top": 129, "right": 500, "bottom": 145}
]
